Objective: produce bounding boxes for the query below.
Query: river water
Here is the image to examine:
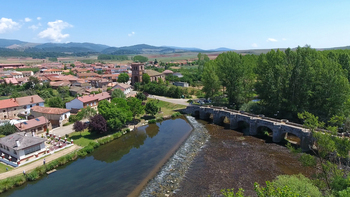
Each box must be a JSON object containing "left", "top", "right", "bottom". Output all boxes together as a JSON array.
[
  {"left": 1, "top": 117, "right": 192, "bottom": 197},
  {"left": 1, "top": 116, "right": 313, "bottom": 197}
]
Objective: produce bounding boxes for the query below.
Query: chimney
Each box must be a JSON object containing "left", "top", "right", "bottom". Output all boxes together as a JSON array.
[
  {"left": 19, "top": 123, "right": 22, "bottom": 128},
  {"left": 16, "top": 140, "right": 20, "bottom": 147},
  {"left": 31, "top": 97, "right": 34, "bottom": 103},
  {"left": 93, "top": 93, "right": 95, "bottom": 96},
  {"left": 14, "top": 98, "right": 16, "bottom": 102}
]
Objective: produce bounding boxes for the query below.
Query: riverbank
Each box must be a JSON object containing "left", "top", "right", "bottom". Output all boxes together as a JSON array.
[
  {"left": 139, "top": 116, "right": 210, "bottom": 196},
  {"left": 172, "top": 119, "right": 315, "bottom": 197},
  {"left": 128, "top": 116, "right": 193, "bottom": 197}
]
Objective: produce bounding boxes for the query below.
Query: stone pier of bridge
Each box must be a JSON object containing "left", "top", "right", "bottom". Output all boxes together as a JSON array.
[{"left": 188, "top": 105, "right": 313, "bottom": 151}]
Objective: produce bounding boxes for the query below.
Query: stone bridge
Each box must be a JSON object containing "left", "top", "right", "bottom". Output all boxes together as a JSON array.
[{"left": 185, "top": 105, "right": 313, "bottom": 151}]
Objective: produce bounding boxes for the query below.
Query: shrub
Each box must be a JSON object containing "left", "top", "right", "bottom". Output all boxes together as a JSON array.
[
  {"left": 26, "top": 171, "right": 39, "bottom": 181},
  {"left": 156, "top": 117, "right": 163, "bottom": 122},
  {"left": 69, "top": 115, "right": 79, "bottom": 123},
  {"left": 171, "top": 112, "right": 182, "bottom": 118},
  {"left": 148, "top": 119, "right": 156, "bottom": 124}
]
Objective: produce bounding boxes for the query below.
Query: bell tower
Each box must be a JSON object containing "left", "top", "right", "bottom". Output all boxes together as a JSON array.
[{"left": 131, "top": 63, "right": 144, "bottom": 85}]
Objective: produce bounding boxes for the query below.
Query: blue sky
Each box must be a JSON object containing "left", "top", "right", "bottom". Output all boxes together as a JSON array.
[{"left": 1, "top": 0, "right": 350, "bottom": 50}]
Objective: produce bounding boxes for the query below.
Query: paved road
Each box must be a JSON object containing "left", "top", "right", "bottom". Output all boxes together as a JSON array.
[
  {"left": 51, "top": 124, "right": 74, "bottom": 137},
  {"left": 150, "top": 95, "right": 190, "bottom": 106},
  {"left": 0, "top": 145, "right": 80, "bottom": 180}
]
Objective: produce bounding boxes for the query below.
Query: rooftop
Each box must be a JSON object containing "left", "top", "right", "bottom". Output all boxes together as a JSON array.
[
  {"left": 76, "top": 92, "right": 111, "bottom": 103},
  {"left": 14, "top": 116, "right": 48, "bottom": 132},
  {"left": 0, "top": 132, "right": 46, "bottom": 151},
  {"left": 0, "top": 98, "right": 19, "bottom": 110},
  {"left": 15, "top": 95, "right": 44, "bottom": 106},
  {"left": 31, "top": 106, "right": 70, "bottom": 115},
  {"left": 144, "top": 70, "right": 164, "bottom": 77}
]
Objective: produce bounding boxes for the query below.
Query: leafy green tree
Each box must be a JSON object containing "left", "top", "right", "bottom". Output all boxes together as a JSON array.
[
  {"left": 202, "top": 60, "right": 221, "bottom": 99},
  {"left": 111, "top": 89, "right": 126, "bottom": 99},
  {"left": 145, "top": 101, "right": 159, "bottom": 116},
  {"left": 215, "top": 51, "right": 256, "bottom": 108},
  {"left": 133, "top": 82, "right": 141, "bottom": 91},
  {"left": 77, "top": 106, "right": 97, "bottom": 120},
  {"left": 98, "top": 100, "right": 132, "bottom": 130},
  {"left": 70, "top": 63, "right": 75, "bottom": 68},
  {"left": 154, "top": 59, "right": 158, "bottom": 64},
  {"left": 127, "top": 97, "right": 144, "bottom": 121},
  {"left": 136, "top": 92, "right": 147, "bottom": 101},
  {"left": 47, "top": 97, "right": 64, "bottom": 108},
  {"left": 142, "top": 73, "right": 151, "bottom": 84},
  {"left": 298, "top": 111, "right": 350, "bottom": 192},
  {"left": 0, "top": 123, "right": 16, "bottom": 136},
  {"left": 117, "top": 73, "right": 129, "bottom": 83}
]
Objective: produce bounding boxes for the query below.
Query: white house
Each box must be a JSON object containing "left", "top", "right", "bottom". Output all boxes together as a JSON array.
[
  {"left": 112, "top": 83, "right": 131, "bottom": 95},
  {"left": 0, "top": 132, "right": 46, "bottom": 163},
  {"left": 15, "top": 95, "right": 45, "bottom": 115},
  {"left": 66, "top": 92, "right": 111, "bottom": 110},
  {"left": 31, "top": 106, "right": 71, "bottom": 128}
]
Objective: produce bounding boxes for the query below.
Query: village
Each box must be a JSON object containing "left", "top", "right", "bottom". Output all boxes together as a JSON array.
[{"left": 0, "top": 61, "right": 188, "bottom": 168}]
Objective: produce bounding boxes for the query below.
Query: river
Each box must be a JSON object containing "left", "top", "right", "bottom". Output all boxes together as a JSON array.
[
  {"left": 1, "top": 117, "right": 192, "bottom": 197},
  {"left": 1, "top": 116, "right": 313, "bottom": 197}
]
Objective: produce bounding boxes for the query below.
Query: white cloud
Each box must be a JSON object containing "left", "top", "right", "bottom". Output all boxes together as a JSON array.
[
  {"left": 38, "top": 20, "right": 73, "bottom": 42},
  {"left": 25, "top": 17, "right": 32, "bottom": 22},
  {"left": 29, "top": 23, "right": 41, "bottom": 30},
  {"left": 267, "top": 38, "right": 278, "bottom": 42},
  {"left": 0, "top": 18, "right": 20, "bottom": 33},
  {"left": 37, "top": 17, "right": 41, "bottom": 20},
  {"left": 251, "top": 43, "right": 258, "bottom": 48},
  {"left": 128, "top": 31, "right": 135, "bottom": 36}
]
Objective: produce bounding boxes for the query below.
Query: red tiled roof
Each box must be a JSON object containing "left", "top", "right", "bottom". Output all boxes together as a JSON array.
[
  {"left": 44, "top": 69, "right": 62, "bottom": 72},
  {"left": 77, "top": 92, "right": 111, "bottom": 103},
  {"left": 162, "top": 70, "right": 174, "bottom": 74},
  {"left": 0, "top": 98, "right": 19, "bottom": 109},
  {"left": 15, "top": 116, "right": 48, "bottom": 131},
  {"left": 15, "top": 95, "right": 44, "bottom": 106},
  {"left": 50, "top": 81, "right": 71, "bottom": 87},
  {"left": 31, "top": 106, "right": 70, "bottom": 114},
  {"left": 4, "top": 78, "right": 18, "bottom": 84}
]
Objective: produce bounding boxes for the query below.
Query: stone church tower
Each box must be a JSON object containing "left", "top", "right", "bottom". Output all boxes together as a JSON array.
[{"left": 131, "top": 63, "right": 144, "bottom": 85}]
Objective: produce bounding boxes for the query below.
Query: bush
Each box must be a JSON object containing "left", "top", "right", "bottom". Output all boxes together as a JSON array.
[
  {"left": 156, "top": 117, "right": 163, "bottom": 122},
  {"left": 69, "top": 115, "right": 79, "bottom": 123},
  {"left": 26, "top": 171, "right": 39, "bottom": 181},
  {"left": 171, "top": 112, "right": 182, "bottom": 118},
  {"left": 272, "top": 174, "right": 322, "bottom": 197},
  {"left": 148, "top": 119, "right": 156, "bottom": 124}
]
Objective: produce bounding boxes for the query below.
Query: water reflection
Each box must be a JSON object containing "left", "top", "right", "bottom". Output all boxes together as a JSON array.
[
  {"left": 93, "top": 130, "right": 148, "bottom": 163},
  {"left": 1, "top": 118, "right": 192, "bottom": 197},
  {"left": 145, "top": 123, "right": 159, "bottom": 138}
]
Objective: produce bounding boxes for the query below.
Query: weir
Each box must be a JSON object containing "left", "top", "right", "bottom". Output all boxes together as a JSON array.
[{"left": 186, "top": 105, "right": 313, "bottom": 151}]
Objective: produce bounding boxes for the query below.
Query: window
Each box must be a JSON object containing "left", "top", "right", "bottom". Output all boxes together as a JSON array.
[
  {"left": 13, "top": 150, "right": 17, "bottom": 155},
  {"left": 30, "top": 105, "right": 32, "bottom": 107},
  {"left": 14, "top": 114, "right": 16, "bottom": 116},
  {"left": 14, "top": 108, "right": 16, "bottom": 110},
  {"left": 24, "top": 144, "right": 41, "bottom": 155},
  {"left": 2, "top": 110, "right": 5, "bottom": 112},
  {"left": 4, "top": 115, "right": 6, "bottom": 118},
  {"left": 36, "top": 103, "right": 39, "bottom": 106},
  {"left": 94, "top": 102, "right": 96, "bottom": 105}
]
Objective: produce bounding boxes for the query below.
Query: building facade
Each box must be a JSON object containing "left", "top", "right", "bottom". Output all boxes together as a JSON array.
[{"left": 31, "top": 106, "right": 71, "bottom": 128}]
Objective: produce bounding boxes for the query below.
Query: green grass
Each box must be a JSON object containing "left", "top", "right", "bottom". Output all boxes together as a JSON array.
[
  {"left": 0, "top": 163, "right": 12, "bottom": 173},
  {"left": 147, "top": 98, "right": 186, "bottom": 118},
  {"left": 68, "top": 129, "right": 103, "bottom": 147}
]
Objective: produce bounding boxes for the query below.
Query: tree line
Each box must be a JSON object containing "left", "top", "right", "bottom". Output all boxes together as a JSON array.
[
  {"left": 97, "top": 54, "right": 129, "bottom": 60},
  {"left": 202, "top": 46, "right": 350, "bottom": 122}
]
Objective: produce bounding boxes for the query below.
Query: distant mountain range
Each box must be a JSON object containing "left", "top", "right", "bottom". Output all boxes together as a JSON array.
[
  {"left": 0, "top": 38, "right": 349, "bottom": 57},
  {"left": 0, "top": 39, "right": 234, "bottom": 55}
]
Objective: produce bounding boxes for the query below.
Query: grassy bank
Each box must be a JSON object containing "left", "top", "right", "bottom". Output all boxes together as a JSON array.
[{"left": 147, "top": 98, "right": 186, "bottom": 118}]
